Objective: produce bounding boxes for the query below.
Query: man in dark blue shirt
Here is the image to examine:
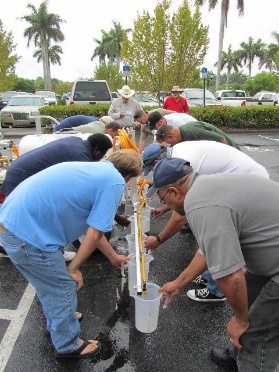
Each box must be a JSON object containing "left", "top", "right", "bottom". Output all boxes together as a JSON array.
[{"left": 53, "top": 115, "right": 99, "bottom": 132}]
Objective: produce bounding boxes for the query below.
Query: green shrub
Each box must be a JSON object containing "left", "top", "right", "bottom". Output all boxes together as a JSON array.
[
  {"left": 189, "top": 106, "right": 279, "bottom": 129},
  {"left": 39, "top": 104, "right": 159, "bottom": 122},
  {"left": 39, "top": 104, "right": 279, "bottom": 129}
]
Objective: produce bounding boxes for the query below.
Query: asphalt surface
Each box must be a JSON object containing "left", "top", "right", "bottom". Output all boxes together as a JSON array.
[{"left": 1, "top": 128, "right": 279, "bottom": 372}]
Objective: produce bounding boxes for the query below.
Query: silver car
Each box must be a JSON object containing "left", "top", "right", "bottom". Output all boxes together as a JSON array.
[
  {"left": 0, "top": 94, "right": 48, "bottom": 127},
  {"left": 181, "top": 88, "right": 222, "bottom": 107}
]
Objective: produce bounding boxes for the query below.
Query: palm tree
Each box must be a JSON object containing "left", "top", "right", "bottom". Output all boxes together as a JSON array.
[
  {"left": 33, "top": 44, "right": 63, "bottom": 70},
  {"left": 91, "top": 21, "right": 131, "bottom": 67},
  {"left": 195, "top": 0, "right": 244, "bottom": 90},
  {"left": 238, "top": 37, "right": 265, "bottom": 77},
  {"left": 215, "top": 44, "right": 242, "bottom": 88},
  {"left": 271, "top": 31, "right": 279, "bottom": 45},
  {"left": 19, "top": 0, "right": 65, "bottom": 89},
  {"left": 259, "top": 43, "right": 279, "bottom": 72}
]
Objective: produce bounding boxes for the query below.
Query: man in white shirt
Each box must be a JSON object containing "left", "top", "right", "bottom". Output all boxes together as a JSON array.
[{"left": 148, "top": 112, "right": 197, "bottom": 130}]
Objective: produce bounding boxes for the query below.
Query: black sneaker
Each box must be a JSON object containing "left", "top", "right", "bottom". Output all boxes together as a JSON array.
[
  {"left": 180, "top": 223, "right": 193, "bottom": 234},
  {"left": 187, "top": 288, "right": 226, "bottom": 302},
  {"left": 210, "top": 347, "right": 237, "bottom": 370},
  {"left": 0, "top": 245, "right": 7, "bottom": 255},
  {"left": 191, "top": 275, "right": 207, "bottom": 286}
]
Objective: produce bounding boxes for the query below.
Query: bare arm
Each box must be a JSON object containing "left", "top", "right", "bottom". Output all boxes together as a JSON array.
[
  {"left": 138, "top": 139, "right": 145, "bottom": 153},
  {"left": 159, "top": 251, "right": 207, "bottom": 305},
  {"left": 217, "top": 269, "right": 249, "bottom": 349},
  {"left": 68, "top": 226, "right": 128, "bottom": 290},
  {"left": 145, "top": 211, "right": 187, "bottom": 249}
]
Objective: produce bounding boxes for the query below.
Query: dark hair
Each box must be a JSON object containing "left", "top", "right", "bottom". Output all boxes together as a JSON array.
[
  {"left": 87, "top": 133, "right": 112, "bottom": 153},
  {"left": 148, "top": 111, "right": 163, "bottom": 130},
  {"left": 156, "top": 125, "right": 173, "bottom": 141},
  {"left": 105, "top": 121, "right": 121, "bottom": 131}
]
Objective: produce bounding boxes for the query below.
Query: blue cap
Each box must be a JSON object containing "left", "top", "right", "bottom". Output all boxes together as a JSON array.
[
  {"left": 146, "top": 157, "right": 193, "bottom": 199},
  {"left": 142, "top": 144, "right": 166, "bottom": 176}
]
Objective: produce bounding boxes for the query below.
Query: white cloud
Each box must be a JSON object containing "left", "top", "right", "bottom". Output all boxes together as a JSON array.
[{"left": 1, "top": 0, "right": 278, "bottom": 82}]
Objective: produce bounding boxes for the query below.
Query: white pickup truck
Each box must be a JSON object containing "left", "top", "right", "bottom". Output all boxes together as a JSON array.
[
  {"left": 245, "top": 91, "right": 279, "bottom": 106},
  {"left": 214, "top": 90, "right": 247, "bottom": 106},
  {"left": 214, "top": 90, "right": 279, "bottom": 107}
]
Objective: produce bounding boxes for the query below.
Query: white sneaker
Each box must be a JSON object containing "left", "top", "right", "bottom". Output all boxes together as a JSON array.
[{"left": 63, "top": 251, "right": 76, "bottom": 261}]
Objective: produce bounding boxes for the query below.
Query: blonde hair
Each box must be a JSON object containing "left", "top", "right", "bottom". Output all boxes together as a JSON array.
[{"left": 107, "top": 149, "right": 142, "bottom": 178}]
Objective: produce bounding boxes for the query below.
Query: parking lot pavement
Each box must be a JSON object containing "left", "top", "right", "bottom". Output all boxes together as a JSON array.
[
  {"left": 0, "top": 200, "right": 231, "bottom": 372},
  {"left": 1, "top": 129, "right": 279, "bottom": 371}
]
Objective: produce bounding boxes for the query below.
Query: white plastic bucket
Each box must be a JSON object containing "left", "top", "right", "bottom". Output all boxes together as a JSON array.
[
  {"left": 140, "top": 206, "right": 153, "bottom": 232},
  {"left": 125, "top": 233, "right": 147, "bottom": 255},
  {"left": 134, "top": 282, "right": 162, "bottom": 333},
  {"left": 128, "top": 215, "right": 149, "bottom": 234},
  {"left": 128, "top": 253, "right": 153, "bottom": 296}
]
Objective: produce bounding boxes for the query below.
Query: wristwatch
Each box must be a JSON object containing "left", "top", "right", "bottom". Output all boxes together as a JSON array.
[{"left": 155, "top": 234, "right": 162, "bottom": 244}]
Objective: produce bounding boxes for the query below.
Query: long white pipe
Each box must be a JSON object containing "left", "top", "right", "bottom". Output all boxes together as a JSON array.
[{"left": 133, "top": 202, "right": 142, "bottom": 294}]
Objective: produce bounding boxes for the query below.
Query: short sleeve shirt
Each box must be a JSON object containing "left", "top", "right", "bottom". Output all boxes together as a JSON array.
[
  {"left": 0, "top": 161, "right": 125, "bottom": 251},
  {"left": 185, "top": 173, "right": 279, "bottom": 283}
]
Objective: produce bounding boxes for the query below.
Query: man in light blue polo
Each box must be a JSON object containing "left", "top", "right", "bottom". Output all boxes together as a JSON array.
[{"left": 0, "top": 149, "right": 142, "bottom": 359}]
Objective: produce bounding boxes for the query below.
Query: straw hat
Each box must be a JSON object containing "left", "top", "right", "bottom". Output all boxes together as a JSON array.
[
  {"left": 117, "top": 85, "right": 135, "bottom": 98},
  {"left": 171, "top": 86, "right": 183, "bottom": 92}
]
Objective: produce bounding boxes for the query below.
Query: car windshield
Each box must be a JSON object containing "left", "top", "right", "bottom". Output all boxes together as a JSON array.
[
  {"left": 134, "top": 94, "right": 157, "bottom": 103},
  {"left": 8, "top": 97, "right": 43, "bottom": 106},
  {"left": 36, "top": 91, "right": 55, "bottom": 98},
  {"left": 185, "top": 89, "right": 216, "bottom": 100}
]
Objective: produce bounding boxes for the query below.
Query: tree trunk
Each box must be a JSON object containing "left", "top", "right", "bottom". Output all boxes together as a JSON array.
[
  {"left": 226, "top": 67, "right": 230, "bottom": 89},
  {"left": 41, "top": 35, "right": 51, "bottom": 89},
  {"left": 216, "top": 0, "right": 226, "bottom": 90}
]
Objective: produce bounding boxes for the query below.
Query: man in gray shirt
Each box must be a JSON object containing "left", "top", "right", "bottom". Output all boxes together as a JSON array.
[
  {"left": 147, "top": 157, "right": 279, "bottom": 372},
  {"left": 108, "top": 85, "right": 141, "bottom": 127}
]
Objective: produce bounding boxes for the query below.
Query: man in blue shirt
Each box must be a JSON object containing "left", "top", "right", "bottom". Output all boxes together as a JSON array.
[
  {"left": 0, "top": 149, "right": 142, "bottom": 358},
  {"left": 53, "top": 114, "right": 99, "bottom": 132}
]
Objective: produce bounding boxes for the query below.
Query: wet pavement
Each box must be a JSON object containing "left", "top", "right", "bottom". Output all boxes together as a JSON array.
[{"left": 1, "top": 129, "right": 279, "bottom": 371}]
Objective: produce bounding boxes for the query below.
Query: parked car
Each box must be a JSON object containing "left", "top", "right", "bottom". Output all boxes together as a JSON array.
[
  {"left": 245, "top": 91, "right": 279, "bottom": 106},
  {"left": 0, "top": 94, "right": 48, "bottom": 128},
  {"left": 214, "top": 90, "right": 247, "bottom": 99},
  {"left": 110, "top": 91, "right": 119, "bottom": 100},
  {"left": 133, "top": 93, "right": 158, "bottom": 107},
  {"left": 68, "top": 79, "right": 112, "bottom": 105},
  {"left": 0, "top": 91, "right": 17, "bottom": 111},
  {"left": 180, "top": 88, "right": 222, "bottom": 107},
  {"left": 35, "top": 90, "right": 57, "bottom": 106}
]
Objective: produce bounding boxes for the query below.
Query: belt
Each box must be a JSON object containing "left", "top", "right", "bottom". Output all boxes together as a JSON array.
[{"left": 0, "top": 224, "right": 7, "bottom": 234}]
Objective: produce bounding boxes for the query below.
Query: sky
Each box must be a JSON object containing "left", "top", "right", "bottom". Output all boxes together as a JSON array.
[{"left": 1, "top": 0, "right": 278, "bottom": 83}]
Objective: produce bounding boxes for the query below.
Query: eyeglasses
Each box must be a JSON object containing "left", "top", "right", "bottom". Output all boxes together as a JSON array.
[{"left": 157, "top": 188, "right": 170, "bottom": 203}]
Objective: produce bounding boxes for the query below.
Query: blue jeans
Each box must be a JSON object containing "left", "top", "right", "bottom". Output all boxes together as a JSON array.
[
  {"left": 202, "top": 270, "right": 224, "bottom": 297},
  {"left": 0, "top": 230, "right": 80, "bottom": 354},
  {"left": 230, "top": 271, "right": 279, "bottom": 372}
]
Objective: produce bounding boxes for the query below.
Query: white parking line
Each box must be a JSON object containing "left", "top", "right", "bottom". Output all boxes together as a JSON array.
[
  {"left": 0, "top": 283, "right": 35, "bottom": 372},
  {"left": 257, "top": 135, "right": 279, "bottom": 142}
]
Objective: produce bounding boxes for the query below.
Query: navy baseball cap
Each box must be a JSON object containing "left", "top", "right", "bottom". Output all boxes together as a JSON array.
[
  {"left": 146, "top": 157, "right": 193, "bottom": 199},
  {"left": 142, "top": 144, "right": 166, "bottom": 176}
]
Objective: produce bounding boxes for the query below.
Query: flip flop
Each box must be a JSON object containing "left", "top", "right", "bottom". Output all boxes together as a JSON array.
[
  {"left": 55, "top": 339, "right": 101, "bottom": 358},
  {"left": 45, "top": 311, "right": 83, "bottom": 337}
]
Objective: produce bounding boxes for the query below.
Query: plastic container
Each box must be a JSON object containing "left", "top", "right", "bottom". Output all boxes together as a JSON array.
[
  {"left": 128, "top": 215, "right": 149, "bottom": 234},
  {"left": 128, "top": 253, "right": 153, "bottom": 296},
  {"left": 125, "top": 233, "right": 147, "bottom": 255},
  {"left": 140, "top": 205, "right": 153, "bottom": 232},
  {"left": 134, "top": 282, "right": 162, "bottom": 333}
]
